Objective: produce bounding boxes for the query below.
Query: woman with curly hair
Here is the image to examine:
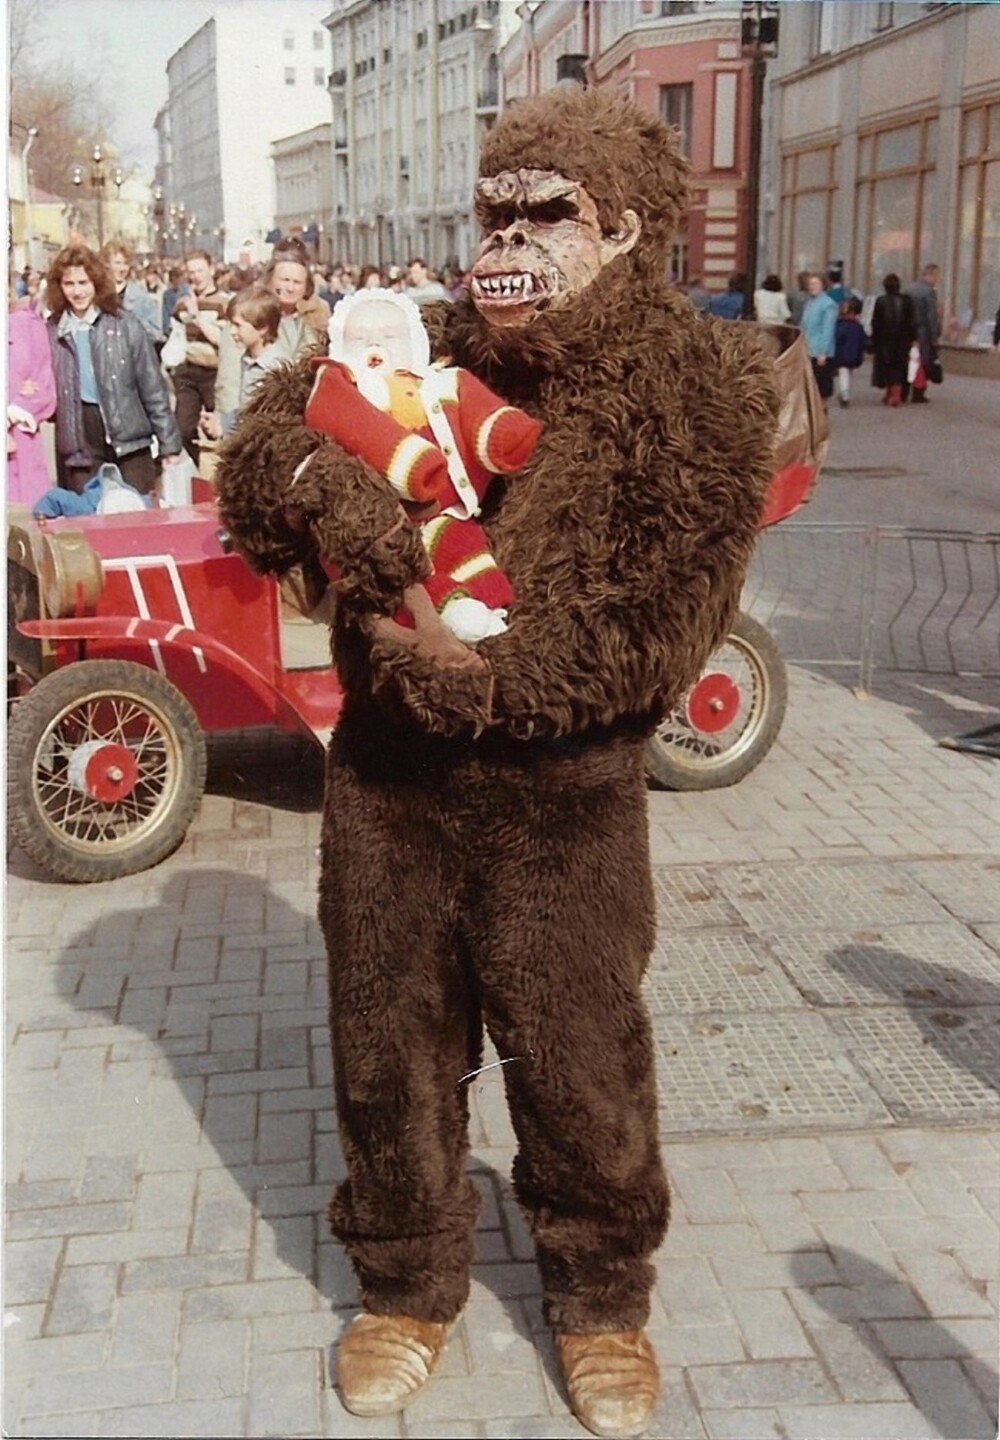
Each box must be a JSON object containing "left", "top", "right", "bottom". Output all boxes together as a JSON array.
[{"left": 46, "top": 245, "right": 182, "bottom": 495}]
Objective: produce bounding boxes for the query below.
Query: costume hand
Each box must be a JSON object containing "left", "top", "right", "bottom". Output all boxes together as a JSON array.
[{"left": 373, "top": 585, "right": 487, "bottom": 671}]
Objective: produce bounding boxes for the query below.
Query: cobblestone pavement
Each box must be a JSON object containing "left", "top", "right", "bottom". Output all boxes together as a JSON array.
[{"left": 5, "top": 658, "right": 998, "bottom": 1439}]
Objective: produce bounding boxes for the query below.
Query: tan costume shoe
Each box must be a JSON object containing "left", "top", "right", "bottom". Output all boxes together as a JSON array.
[
  {"left": 555, "top": 1329, "right": 660, "bottom": 1438},
  {"left": 337, "top": 1311, "right": 450, "bottom": 1416}
]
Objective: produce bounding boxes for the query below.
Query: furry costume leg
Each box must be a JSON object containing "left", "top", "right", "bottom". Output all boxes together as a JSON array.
[
  {"left": 319, "top": 721, "right": 483, "bottom": 1323},
  {"left": 462, "top": 737, "right": 670, "bottom": 1334}
]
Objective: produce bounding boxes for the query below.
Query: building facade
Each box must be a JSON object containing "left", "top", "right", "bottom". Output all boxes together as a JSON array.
[
  {"left": 271, "top": 124, "right": 336, "bottom": 262},
  {"left": 324, "top": 0, "right": 508, "bottom": 269},
  {"left": 501, "top": 0, "right": 756, "bottom": 290},
  {"left": 157, "top": 2, "right": 331, "bottom": 266},
  {"left": 765, "top": 1, "right": 999, "bottom": 344}
]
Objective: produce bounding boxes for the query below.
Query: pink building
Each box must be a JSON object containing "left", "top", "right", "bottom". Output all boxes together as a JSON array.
[{"left": 501, "top": 1, "right": 755, "bottom": 293}]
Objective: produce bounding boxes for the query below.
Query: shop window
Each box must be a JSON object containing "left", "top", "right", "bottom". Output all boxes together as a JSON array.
[
  {"left": 779, "top": 144, "right": 837, "bottom": 281},
  {"left": 954, "top": 101, "right": 1000, "bottom": 337},
  {"left": 854, "top": 114, "right": 936, "bottom": 296}
]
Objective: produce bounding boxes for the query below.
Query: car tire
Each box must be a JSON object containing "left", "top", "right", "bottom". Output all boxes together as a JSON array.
[
  {"left": 7, "top": 659, "right": 207, "bottom": 883},
  {"left": 645, "top": 612, "right": 788, "bottom": 791}
]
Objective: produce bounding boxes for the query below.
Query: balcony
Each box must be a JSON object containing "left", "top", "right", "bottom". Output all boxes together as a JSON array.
[
  {"left": 328, "top": 67, "right": 346, "bottom": 89},
  {"left": 333, "top": 134, "right": 349, "bottom": 152}
]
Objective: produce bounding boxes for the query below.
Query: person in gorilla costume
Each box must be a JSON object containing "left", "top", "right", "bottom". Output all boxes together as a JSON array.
[{"left": 215, "top": 86, "right": 779, "bottom": 1438}]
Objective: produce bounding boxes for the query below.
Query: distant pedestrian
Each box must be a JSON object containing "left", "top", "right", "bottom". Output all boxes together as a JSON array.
[
  {"left": 788, "top": 270, "right": 811, "bottom": 328},
  {"left": 832, "top": 299, "right": 867, "bottom": 408},
  {"left": 685, "top": 274, "right": 711, "bottom": 312},
  {"left": 102, "top": 243, "right": 164, "bottom": 348},
  {"left": 753, "top": 273, "right": 791, "bottom": 325},
  {"left": 904, "top": 263, "right": 941, "bottom": 404},
  {"left": 45, "top": 245, "right": 182, "bottom": 495},
  {"left": 404, "top": 256, "right": 451, "bottom": 305},
  {"left": 14, "top": 268, "right": 46, "bottom": 317},
  {"left": 161, "top": 264, "right": 188, "bottom": 336},
  {"left": 168, "top": 250, "right": 231, "bottom": 466},
  {"left": 870, "top": 273, "right": 916, "bottom": 408},
  {"left": 7, "top": 292, "right": 57, "bottom": 507},
  {"left": 264, "top": 237, "right": 330, "bottom": 362},
  {"left": 707, "top": 272, "right": 746, "bottom": 321},
  {"left": 799, "top": 272, "right": 838, "bottom": 406}
]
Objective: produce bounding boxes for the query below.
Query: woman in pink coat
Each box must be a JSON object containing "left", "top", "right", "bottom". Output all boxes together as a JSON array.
[{"left": 7, "top": 305, "right": 56, "bottom": 506}]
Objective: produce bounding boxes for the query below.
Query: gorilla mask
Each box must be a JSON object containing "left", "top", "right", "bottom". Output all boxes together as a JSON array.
[{"left": 469, "top": 167, "right": 640, "bottom": 329}]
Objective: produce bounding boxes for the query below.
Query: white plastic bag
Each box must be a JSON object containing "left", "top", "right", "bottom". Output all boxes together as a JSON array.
[
  {"left": 906, "top": 344, "right": 921, "bottom": 385},
  {"left": 161, "top": 317, "right": 188, "bottom": 370},
  {"left": 95, "top": 463, "right": 147, "bottom": 514},
  {"left": 159, "top": 451, "right": 198, "bottom": 507}
]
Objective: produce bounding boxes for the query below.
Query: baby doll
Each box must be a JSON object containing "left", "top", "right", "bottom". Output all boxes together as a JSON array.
[{"left": 303, "top": 289, "right": 540, "bottom": 643}]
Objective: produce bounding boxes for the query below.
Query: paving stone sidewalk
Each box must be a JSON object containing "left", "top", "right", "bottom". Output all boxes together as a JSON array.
[{"left": 4, "top": 665, "right": 999, "bottom": 1438}]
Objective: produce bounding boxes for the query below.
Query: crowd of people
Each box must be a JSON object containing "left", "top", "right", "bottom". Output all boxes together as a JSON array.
[
  {"left": 682, "top": 261, "right": 945, "bottom": 411},
  {"left": 8, "top": 241, "right": 947, "bottom": 513},
  {"left": 6, "top": 243, "right": 469, "bottom": 510}
]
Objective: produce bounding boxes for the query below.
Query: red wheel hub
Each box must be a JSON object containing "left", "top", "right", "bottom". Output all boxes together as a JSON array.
[
  {"left": 67, "top": 741, "right": 139, "bottom": 803},
  {"left": 684, "top": 672, "right": 741, "bottom": 734}
]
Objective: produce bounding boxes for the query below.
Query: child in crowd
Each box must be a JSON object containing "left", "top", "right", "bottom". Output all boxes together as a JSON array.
[
  {"left": 200, "top": 286, "right": 287, "bottom": 439},
  {"left": 833, "top": 297, "right": 868, "bottom": 408}
]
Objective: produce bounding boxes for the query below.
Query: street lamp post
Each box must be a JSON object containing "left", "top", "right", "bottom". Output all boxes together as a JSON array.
[
  {"left": 740, "top": 3, "right": 780, "bottom": 319},
  {"left": 21, "top": 126, "right": 39, "bottom": 270},
  {"left": 71, "top": 144, "right": 123, "bottom": 251}
]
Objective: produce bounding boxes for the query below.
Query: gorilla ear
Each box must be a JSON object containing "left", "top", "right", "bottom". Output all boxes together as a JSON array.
[{"left": 602, "top": 208, "right": 641, "bottom": 262}]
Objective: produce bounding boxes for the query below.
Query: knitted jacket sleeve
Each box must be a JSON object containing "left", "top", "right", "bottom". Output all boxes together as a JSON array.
[
  {"left": 367, "top": 319, "right": 781, "bottom": 741},
  {"left": 213, "top": 356, "right": 430, "bottom": 609}
]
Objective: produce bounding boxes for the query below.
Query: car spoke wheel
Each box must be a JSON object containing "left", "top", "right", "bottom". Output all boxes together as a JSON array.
[
  {"left": 645, "top": 612, "right": 788, "bottom": 791},
  {"left": 8, "top": 660, "right": 207, "bottom": 882}
]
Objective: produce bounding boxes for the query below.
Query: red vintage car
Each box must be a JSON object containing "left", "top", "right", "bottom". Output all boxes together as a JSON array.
[{"left": 7, "top": 326, "right": 825, "bottom": 884}]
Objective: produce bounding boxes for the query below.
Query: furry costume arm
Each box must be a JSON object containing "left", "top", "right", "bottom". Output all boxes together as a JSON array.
[
  {"left": 213, "top": 357, "right": 430, "bottom": 610},
  {"left": 369, "top": 323, "right": 781, "bottom": 740}
]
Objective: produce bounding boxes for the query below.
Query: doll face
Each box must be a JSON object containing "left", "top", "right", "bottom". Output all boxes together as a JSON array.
[
  {"left": 470, "top": 168, "right": 640, "bottom": 328},
  {"left": 338, "top": 299, "right": 417, "bottom": 377}
]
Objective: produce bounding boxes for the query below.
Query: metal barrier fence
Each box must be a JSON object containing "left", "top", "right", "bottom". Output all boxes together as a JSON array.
[{"left": 742, "top": 524, "right": 1000, "bottom": 694}]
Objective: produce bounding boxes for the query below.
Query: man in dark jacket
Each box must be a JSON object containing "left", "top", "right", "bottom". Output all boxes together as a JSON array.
[{"left": 904, "top": 263, "right": 941, "bottom": 403}]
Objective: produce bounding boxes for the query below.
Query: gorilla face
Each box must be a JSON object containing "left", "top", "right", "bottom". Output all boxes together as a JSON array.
[{"left": 469, "top": 168, "right": 640, "bottom": 329}]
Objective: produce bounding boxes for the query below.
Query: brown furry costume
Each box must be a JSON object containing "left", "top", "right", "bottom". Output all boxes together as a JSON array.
[{"left": 215, "top": 87, "right": 779, "bottom": 1339}]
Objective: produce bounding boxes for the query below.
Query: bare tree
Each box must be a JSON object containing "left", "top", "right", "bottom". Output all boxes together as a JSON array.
[{"left": 9, "top": 0, "right": 117, "bottom": 199}]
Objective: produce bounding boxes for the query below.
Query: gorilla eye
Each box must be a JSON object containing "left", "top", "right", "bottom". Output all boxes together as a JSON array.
[{"left": 528, "top": 199, "right": 576, "bottom": 225}]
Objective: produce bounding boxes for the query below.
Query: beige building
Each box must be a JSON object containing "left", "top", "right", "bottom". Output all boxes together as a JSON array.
[
  {"left": 271, "top": 124, "right": 336, "bottom": 262},
  {"left": 764, "top": 1, "right": 999, "bottom": 345},
  {"left": 324, "top": 0, "right": 507, "bottom": 269}
]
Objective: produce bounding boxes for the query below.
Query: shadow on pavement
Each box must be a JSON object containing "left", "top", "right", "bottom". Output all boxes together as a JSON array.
[
  {"left": 790, "top": 1246, "right": 999, "bottom": 1438},
  {"left": 205, "top": 728, "right": 325, "bottom": 812},
  {"left": 53, "top": 868, "right": 341, "bottom": 1301},
  {"left": 827, "top": 943, "right": 1000, "bottom": 1099}
]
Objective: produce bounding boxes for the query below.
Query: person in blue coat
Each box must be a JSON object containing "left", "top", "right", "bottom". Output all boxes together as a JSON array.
[
  {"left": 707, "top": 271, "right": 746, "bottom": 320},
  {"left": 833, "top": 298, "right": 868, "bottom": 408},
  {"left": 800, "top": 272, "right": 838, "bottom": 406}
]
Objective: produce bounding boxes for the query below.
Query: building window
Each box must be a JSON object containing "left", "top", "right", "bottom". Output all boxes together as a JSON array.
[
  {"left": 809, "top": 2, "right": 835, "bottom": 57},
  {"left": 779, "top": 144, "right": 837, "bottom": 283},
  {"left": 660, "top": 83, "right": 693, "bottom": 159},
  {"left": 314, "top": 67, "right": 325, "bottom": 85},
  {"left": 283, "top": 30, "right": 295, "bottom": 51},
  {"left": 875, "top": 3, "right": 894, "bottom": 30},
  {"left": 285, "top": 67, "right": 296, "bottom": 86},
  {"left": 662, "top": 2, "right": 697, "bottom": 14},
  {"left": 313, "top": 30, "right": 324, "bottom": 50},
  {"left": 854, "top": 115, "right": 937, "bottom": 296},
  {"left": 954, "top": 101, "right": 1000, "bottom": 338}
]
